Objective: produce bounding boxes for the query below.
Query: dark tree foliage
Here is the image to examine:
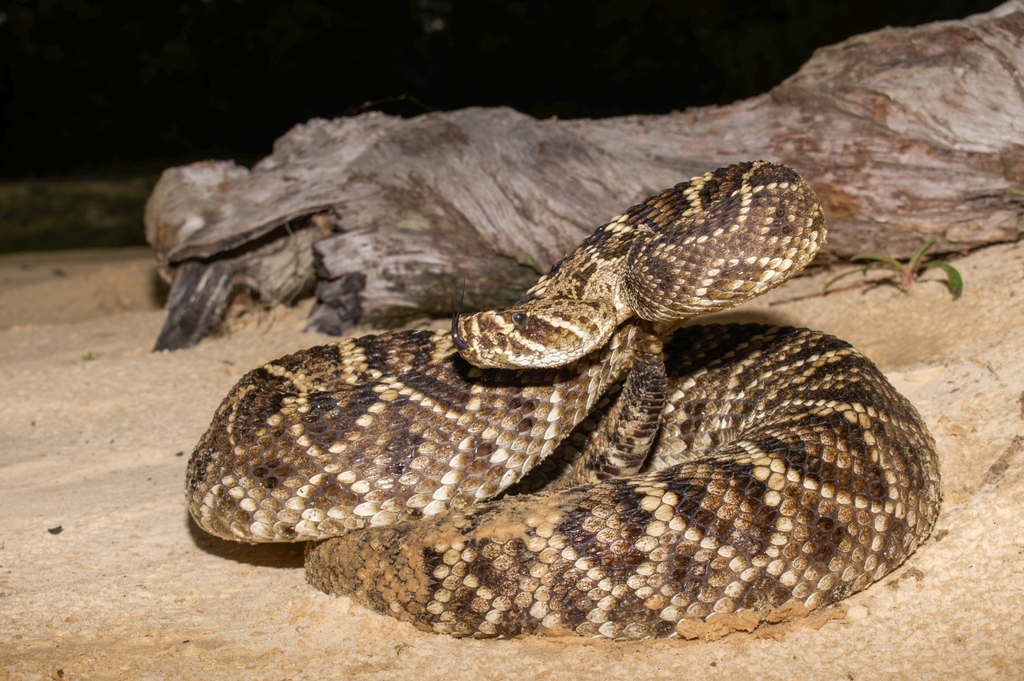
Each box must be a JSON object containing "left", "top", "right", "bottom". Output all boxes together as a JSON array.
[{"left": 0, "top": 0, "right": 1005, "bottom": 177}]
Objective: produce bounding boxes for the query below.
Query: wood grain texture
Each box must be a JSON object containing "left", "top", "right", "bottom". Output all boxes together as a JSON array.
[{"left": 145, "top": 1, "right": 1024, "bottom": 347}]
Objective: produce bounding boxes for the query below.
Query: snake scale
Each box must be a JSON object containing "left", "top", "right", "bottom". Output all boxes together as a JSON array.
[{"left": 186, "top": 161, "right": 940, "bottom": 639}]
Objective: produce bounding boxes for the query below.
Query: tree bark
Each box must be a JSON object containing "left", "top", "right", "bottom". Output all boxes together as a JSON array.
[{"left": 145, "top": 1, "right": 1024, "bottom": 349}]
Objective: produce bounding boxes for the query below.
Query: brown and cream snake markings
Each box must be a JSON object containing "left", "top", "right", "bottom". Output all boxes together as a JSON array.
[{"left": 186, "top": 161, "right": 940, "bottom": 639}]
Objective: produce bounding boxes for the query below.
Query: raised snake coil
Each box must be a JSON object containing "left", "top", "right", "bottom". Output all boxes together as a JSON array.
[{"left": 186, "top": 161, "right": 941, "bottom": 639}]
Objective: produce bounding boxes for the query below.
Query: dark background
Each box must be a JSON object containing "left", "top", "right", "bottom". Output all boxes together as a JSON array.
[
  {"left": 0, "top": 0, "right": 1005, "bottom": 250},
  {"left": 1, "top": 0, "right": 1006, "bottom": 177}
]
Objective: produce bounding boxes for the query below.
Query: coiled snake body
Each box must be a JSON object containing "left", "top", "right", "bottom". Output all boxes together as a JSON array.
[{"left": 186, "top": 162, "right": 940, "bottom": 639}]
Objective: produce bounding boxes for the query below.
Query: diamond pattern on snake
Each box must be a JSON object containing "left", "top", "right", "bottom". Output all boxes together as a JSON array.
[{"left": 186, "top": 161, "right": 940, "bottom": 639}]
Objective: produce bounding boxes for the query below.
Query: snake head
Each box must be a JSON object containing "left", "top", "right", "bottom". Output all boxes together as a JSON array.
[
  {"left": 623, "top": 161, "right": 827, "bottom": 322},
  {"left": 452, "top": 299, "right": 618, "bottom": 369}
]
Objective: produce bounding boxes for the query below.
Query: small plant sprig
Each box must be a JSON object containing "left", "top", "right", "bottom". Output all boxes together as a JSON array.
[{"left": 823, "top": 236, "right": 962, "bottom": 300}]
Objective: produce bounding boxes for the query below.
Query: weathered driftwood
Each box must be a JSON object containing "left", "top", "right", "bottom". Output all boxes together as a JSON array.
[{"left": 145, "top": 1, "right": 1024, "bottom": 350}]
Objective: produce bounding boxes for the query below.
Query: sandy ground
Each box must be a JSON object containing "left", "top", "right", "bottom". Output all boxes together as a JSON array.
[{"left": 2, "top": 242, "right": 1023, "bottom": 681}]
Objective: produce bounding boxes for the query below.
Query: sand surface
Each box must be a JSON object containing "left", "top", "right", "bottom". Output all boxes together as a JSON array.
[{"left": 2, "top": 243, "right": 1023, "bottom": 680}]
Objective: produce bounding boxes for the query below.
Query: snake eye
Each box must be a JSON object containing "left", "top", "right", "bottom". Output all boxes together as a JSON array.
[{"left": 511, "top": 312, "right": 527, "bottom": 328}]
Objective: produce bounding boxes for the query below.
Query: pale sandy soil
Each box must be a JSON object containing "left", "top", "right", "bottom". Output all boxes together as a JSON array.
[{"left": 2, "top": 243, "right": 1023, "bottom": 680}]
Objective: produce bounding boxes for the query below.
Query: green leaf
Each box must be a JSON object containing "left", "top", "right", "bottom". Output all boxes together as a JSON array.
[
  {"left": 922, "top": 261, "right": 963, "bottom": 300},
  {"left": 860, "top": 260, "right": 890, "bottom": 275},
  {"left": 908, "top": 236, "right": 937, "bottom": 269},
  {"left": 850, "top": 253, "right": 904, "bottom": 269}
]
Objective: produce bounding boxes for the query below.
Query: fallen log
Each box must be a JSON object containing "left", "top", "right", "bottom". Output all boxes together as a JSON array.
[{"left": 145, "top": 1, "right": 1024, "bottom": 350}]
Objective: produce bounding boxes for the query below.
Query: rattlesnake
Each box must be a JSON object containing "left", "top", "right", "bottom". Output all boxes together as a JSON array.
[{"left": 186, "top": 161, "right": 940, "bottom": 639}]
